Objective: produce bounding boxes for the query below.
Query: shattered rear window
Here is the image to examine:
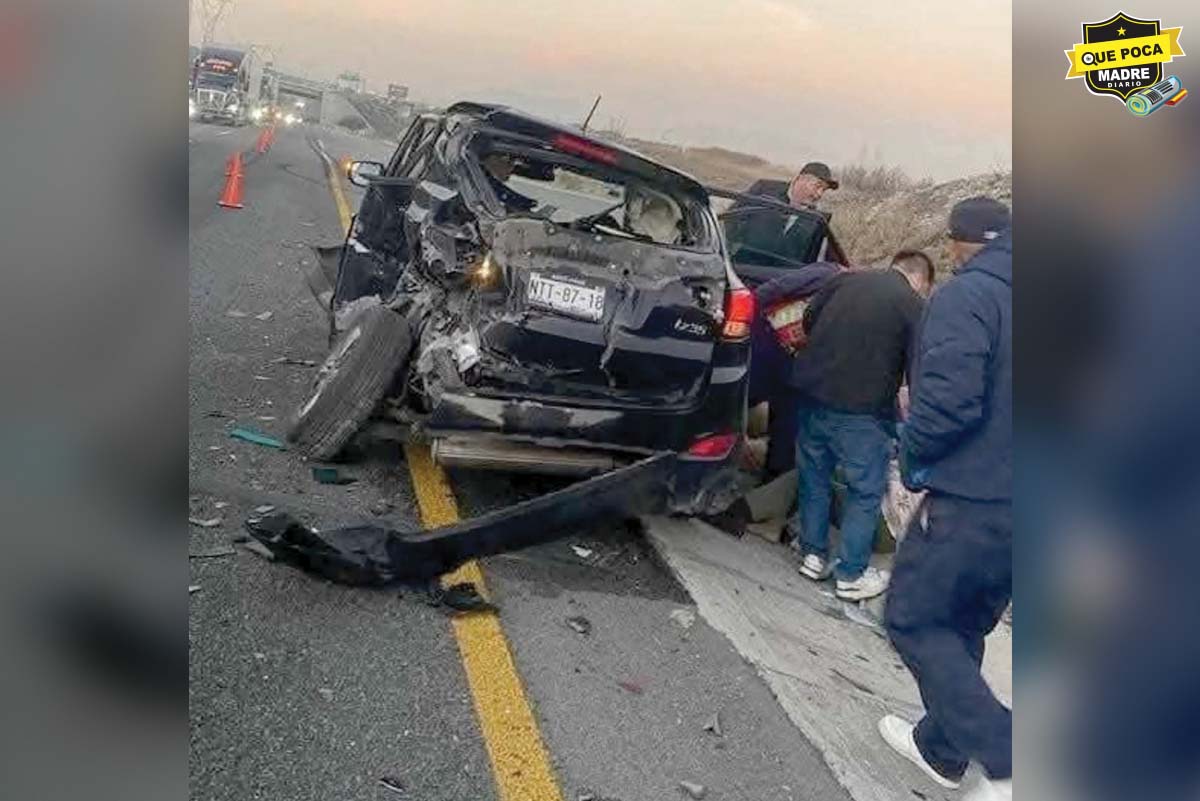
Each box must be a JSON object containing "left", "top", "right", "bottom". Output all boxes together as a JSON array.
[{"left": 471, "top": 136, "right": 716, "bottom": 251}]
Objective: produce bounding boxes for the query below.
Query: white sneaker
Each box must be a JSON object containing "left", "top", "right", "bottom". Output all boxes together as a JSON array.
[
  {"left": 877, "top": 715, "right": 961, "bottom": 790},
  {"left": 964, "top": 776, "right": 1012, "bottom": 801},
  {"left": 798, "top": 553, "right": 835, "bottom": 580},
  {"left": 836, "top": 566, "right": 890, "bottom": 601}
]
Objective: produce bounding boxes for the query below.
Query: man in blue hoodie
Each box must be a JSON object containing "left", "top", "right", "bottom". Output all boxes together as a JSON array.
[{"left": 879, "top": 197, "right": 1012, "bottom": 801}]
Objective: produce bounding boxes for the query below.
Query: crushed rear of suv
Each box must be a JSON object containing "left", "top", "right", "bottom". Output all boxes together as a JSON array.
[{"left": 293, "top": 103, "right": 752, "bottom": 514}]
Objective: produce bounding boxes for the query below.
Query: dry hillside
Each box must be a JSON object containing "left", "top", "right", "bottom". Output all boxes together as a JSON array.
[{"left": 603, "top": 133, "right": 1012, "bottom": 275}]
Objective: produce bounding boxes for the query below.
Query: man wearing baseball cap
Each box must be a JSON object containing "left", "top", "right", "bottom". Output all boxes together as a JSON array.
[
  {"left": 788, "top": 162, "right": 839, "bottom": 207},
  {"left": 730, "top": 161, "right": 839, "bottom": 476},
  {"left": 880, "top": 196, "right": 1012, "bottom": 801}
]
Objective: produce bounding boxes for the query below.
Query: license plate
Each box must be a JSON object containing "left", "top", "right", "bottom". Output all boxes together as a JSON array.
[{"left": 526, "top": 273, "right": 605, "bottom": 321}]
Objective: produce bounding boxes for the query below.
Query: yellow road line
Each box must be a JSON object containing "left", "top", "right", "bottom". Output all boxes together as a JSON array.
[
  {"left": 323, "top": 160, "right": 564, "bottom": 801},
  {"left": 321, "top": 151, "right": 354, "bottom": 232}
]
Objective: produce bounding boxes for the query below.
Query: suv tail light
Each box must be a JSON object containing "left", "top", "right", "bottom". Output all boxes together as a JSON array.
[
  {"left": 721, "top": 286, "right": 755, "bottom": 341},
  {"left": 684, "top": 432, "right": 739, "bottom": 460}
]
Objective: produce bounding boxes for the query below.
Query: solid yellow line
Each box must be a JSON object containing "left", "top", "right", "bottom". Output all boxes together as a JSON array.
[
  {"left": 322, "top": 151, "right": 354, "bottom": 232},
  {"left": 404, "top": 445, "right": 565, "bottom": 801},
  {"left": 324, "top": 161, "right": 564, "bottom": 801}
]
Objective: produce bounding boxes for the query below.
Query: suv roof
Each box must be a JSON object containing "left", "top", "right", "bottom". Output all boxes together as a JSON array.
[{"left": 446, "top": 101, "right": 709, "bottom": 199}]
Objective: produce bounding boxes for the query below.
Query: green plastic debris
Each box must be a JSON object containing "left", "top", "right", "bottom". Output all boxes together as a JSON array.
[
  {"left": 312, "top": 466, "right": 356, "bottom": 485},
  {"left": 230, "top": 427, "right": 287, "bottom": 450}
]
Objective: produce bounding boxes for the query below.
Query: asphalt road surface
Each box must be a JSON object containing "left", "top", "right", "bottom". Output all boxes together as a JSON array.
[{"left": 188, "top": 119, "right": 852, "bottom": 801}]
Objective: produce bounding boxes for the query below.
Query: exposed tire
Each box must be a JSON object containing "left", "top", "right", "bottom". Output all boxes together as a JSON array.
[{"left": 287, "top": 306, "right": 411, "bottom": 460}]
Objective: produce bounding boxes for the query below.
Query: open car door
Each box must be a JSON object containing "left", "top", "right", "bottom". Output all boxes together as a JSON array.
[
  {"left": 306, "top": 115, "right": 445, "bottom": 335},
  {"left": 708, "top": 186, "right": 848, "bottom": 287}
]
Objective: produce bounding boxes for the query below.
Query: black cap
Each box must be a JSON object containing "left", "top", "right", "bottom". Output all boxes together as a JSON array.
[
  {"left": 948, "top": 196, "right": 1010, "bottom": 243},
  {"left": 799, "top": 162, "right": 838, "bottom": 190}
]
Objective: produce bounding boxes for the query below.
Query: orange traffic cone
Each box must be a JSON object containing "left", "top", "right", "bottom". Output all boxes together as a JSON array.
[{"left": 218, "top": 152, "right": 245, "bottom": 209}]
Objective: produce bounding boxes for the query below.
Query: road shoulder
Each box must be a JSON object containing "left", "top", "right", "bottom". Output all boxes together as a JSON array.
[{"left": 644, "top": 516, "right": 1012, "bottom": 801}]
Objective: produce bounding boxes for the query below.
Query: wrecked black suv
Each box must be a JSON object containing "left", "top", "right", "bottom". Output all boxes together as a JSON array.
[{"left": 293, "top": 103, "right": 753, "bottom": 514}]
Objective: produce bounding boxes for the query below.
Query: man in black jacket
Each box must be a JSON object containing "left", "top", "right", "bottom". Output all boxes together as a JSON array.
[
  {"left": 731, "top": 163, "right": 838, "bottom": 268},
  {"left": 880, "top": 197, "right": 1012, "bottom": 801},
  {"left": 793, "top": 254, "right": 931, "bottom": 600},
  {"left": 744, "top": 161, "right": 838, "bottom": 209}
]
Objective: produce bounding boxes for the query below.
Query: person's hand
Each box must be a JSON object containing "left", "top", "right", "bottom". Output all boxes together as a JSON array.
[{"left": 898, "top": 445, "right": 929, "bottom": 491}]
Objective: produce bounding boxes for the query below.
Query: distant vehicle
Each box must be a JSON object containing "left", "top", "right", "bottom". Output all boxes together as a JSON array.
[{"left": 190, "top": 45, "right": 263, "bottom": 125}]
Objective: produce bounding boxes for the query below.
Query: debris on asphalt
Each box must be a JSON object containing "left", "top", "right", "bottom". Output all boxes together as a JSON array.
[
  {"left": 312, "top": 465, "right": 357, "bottom": 485},
  {"left": 679, "top": 780, "right": 708, "bottom": 799},
  {"left": 370, "top": 499, "right": 393, "bottom": 516},
  {"left": 428, "top": 582, "right": 498, "bottom": 614},
  {"left": 225, "top": 309, "right": 248, "bottom": 318},
  {"left": 230, "top": 427, "right": 287, "bottom": 449},
  {"left": 571, "top": 545, "right": 594, "bottom": 559},
  {"left": 669, "top": 608, "right": 696, "bottom": 630},
  {"left": 239, "top": 539, "right": 276, "bottom": 562},
  {"left": 317, "top": 687, "right": 335, "bottom": 702},
  {"left": 189, "top": 545, "right": 237, "bottom": 559},
  {"left": 378, "top": 776, "right": 405, "bottom": 794},
  {"left": 254, "top": 504, "right": 276, "bottom": 514},
  {"left": 253, "top": 375, "right": 272, "bottom": 381},
  {"left": 257, "top": 415, "right": 276, "bottom": 422},
  {"left": 702, "top": 711, "right": 723, "bottom": 737},
  {"left": 254, "top": 311, "right": 274, "bottom": 321},
  {"left": 189, "top": 516, "right": 223, "bottom": 528},
  {"left": 566, "top": 615, "right": 592, "bottom": 636},
  {"left": 204, "top": 410, "right": 230, "bottom": 418},
  {"left": 616, "top": 679, "right": 645, "bottom": 695},
  {"left": 271, "top": 356, "right": 319, "bottom": 367},
  {"left": 214, "top": 501, "right": 229, "bottom": 509},
  {"left": 298, "top": 220, "right": 317, "bottom": 227},
  {"left": 189, "top": 584, "right": 202, "bottom": 594}
]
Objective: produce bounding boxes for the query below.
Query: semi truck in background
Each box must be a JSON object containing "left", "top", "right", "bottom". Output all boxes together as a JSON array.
[{"left": 190, "top": 45, "right": 270, "bottom": 125}]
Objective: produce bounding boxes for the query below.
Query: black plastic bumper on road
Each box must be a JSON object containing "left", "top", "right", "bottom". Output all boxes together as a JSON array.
[{"left": 246, "top": 451, "right": 678, "bottom": 585}]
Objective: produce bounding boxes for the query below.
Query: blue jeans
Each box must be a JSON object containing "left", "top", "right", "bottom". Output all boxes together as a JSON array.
[{"left": 795, "top": 403, "right": 890, "bottom": 580}]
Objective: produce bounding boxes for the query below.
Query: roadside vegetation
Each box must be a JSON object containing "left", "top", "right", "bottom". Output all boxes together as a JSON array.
[{"left": 593, "top": 130, "right": 1012, "bottom": 276}]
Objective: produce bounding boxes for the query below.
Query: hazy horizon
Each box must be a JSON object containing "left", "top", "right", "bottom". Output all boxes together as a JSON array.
[{"left": 194, "top": 0, "right": 1012, "bottom": 181}]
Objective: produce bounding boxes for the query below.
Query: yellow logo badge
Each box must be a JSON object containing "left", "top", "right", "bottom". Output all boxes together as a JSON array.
[{"left": 1065, "top": 11, "right": 1186, "bottom": 115}]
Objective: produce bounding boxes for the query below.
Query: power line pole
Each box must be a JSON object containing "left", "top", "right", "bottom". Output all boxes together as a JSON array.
[{"left": 195, "top": 0, "right": 235, "bottom": 44}]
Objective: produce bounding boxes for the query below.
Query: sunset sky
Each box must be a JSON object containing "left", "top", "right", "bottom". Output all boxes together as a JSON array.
[{"left": 199, "top": 0, "right": 1012, "bottom": 180}]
